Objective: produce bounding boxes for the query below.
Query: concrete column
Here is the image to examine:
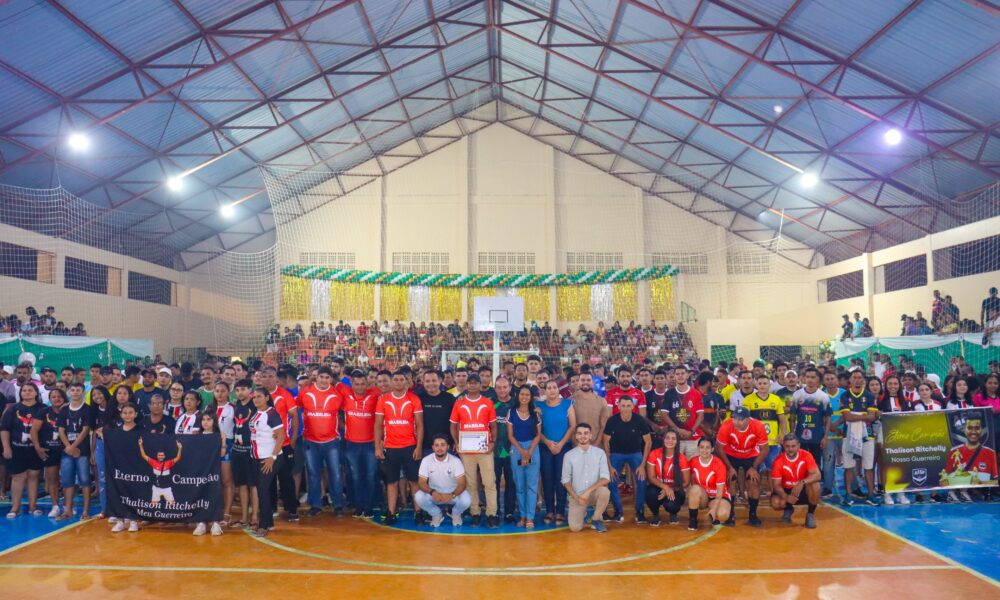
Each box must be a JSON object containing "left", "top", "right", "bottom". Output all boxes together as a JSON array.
[{"left": 548, "top": 147, "right": 560, "bottom": 327}]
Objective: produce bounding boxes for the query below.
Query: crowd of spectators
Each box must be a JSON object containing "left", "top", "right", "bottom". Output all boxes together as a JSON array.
[
  {"left": 840, "top": 287, "right": 998, "bottom": 340},
  {"left": 1, "top": 306, "right": 87, "bottom": 337},
  {"left": 265, "top": 319, "right": 699, "bottom": 370}
]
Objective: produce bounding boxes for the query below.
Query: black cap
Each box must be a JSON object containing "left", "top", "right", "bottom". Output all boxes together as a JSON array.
[
  {"left": 733, "top": 406, "right": 751, "bottom": 420},
  {"left": 350, "top": 368, "right": 366, "bottom": 377},
  {"left": 39, "top": 366, "right": 56, "bottom": 374},
  {"left": 467, "top": 373, "right": 482, "bottom": 384}
]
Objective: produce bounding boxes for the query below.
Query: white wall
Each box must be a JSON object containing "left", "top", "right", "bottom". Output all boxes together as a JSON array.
[{"left": 0, "top": 222, "right": 247, "bottom": 355}]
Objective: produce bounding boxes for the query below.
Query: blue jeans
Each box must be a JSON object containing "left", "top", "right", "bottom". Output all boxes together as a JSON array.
[
  {"left": 510, "top": 440, "right": 540, "bottom": 521},
  {"left": 823, "top": 438, "right": 842, "bottom": 492},
  {"left": 60, "top": 453, "right": 92, "bottom": 488},
  {"left": 94, "top": 437, "right": 107, "bottom": 514},
  {"left": 344, "top": 440, "right": 377, "bottom": 512},
  {"left": 609, "top": 452, "right": 647, "bottom": 518},
  {"left": 303, "top": 438, "right": 344, "bottom": 509},
  {"left": 540, "top": 444, "right": 568, "bottom": 516}
]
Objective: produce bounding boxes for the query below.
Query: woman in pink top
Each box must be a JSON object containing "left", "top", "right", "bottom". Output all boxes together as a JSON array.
[{"left": 973, "top": 374, "right": 1000, "bottom": 414}]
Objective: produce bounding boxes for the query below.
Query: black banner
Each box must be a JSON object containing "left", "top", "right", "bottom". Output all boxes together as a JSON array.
[{"left": 104, "top": 429, "right": 223, "bottom": 523}]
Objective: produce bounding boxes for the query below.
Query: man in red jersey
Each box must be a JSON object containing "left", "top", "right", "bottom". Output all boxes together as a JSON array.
[
  {"left": 944, "top": 416, "right": 998, "bottom": 486},
  {"left": 770, "top": 434, "right": 820, "bottom": 529},
  {"left": 450, "top": 374, "right": 499, "bottom": 528},
  {"left": 606, "top": 366, "right": 647, "bottom": 417},
  {"left": 299, "top": 366, "right": 345, "bottom": 517},
  {"left": 375, "top": 370, "right": 424, "bottom": 525},
  {"left": 715, "top": 406, "right": 769, "bottom": 527},
  {"left": 343, "top": 369, "right": 379, "bottom": 518},
  {"left": 260, "top": 366, "right": 300, "bottom": 522}
]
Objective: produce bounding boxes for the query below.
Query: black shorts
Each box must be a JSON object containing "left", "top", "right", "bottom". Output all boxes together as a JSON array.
[
  {"left": 231, "top": 447, "right": 257, "bottom": 487},
  {"left": 8, "top": 445, "right": 43, "bottom": 475},
  {"left": 727, "top": 456, "right": 758, "bottom": 473},
  {"left": 380, "top": 445, "right": 419, "bottom": 483},
  {"left": 43, "top": 447, "right": 62, "bottom": 468}
]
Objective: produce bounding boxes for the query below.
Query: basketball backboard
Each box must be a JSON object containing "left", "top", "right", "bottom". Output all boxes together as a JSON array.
[{"left": 473, "top": 296, "right": 525, "bottom": 332}]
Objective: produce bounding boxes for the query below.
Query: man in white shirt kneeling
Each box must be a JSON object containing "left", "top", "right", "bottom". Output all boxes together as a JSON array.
[{"left": 415, "top": 435, "right": 472, "bottom": 527}]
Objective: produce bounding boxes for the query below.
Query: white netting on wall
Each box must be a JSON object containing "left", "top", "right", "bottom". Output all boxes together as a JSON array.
[{"left": 2, "top": 120, "right": 998, "bottom": 363}]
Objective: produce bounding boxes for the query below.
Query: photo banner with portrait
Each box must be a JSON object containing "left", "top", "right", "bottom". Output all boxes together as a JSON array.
[
  {"left": 880, "top": 408, "right": 998, "bottom": 493},
  {"left": 104, "top": 429, "right": 224, "bottom": 523}
]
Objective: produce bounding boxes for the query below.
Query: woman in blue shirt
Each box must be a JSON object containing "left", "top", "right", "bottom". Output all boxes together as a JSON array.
[
  {"left": 538, "top": 380, "right": 575, "bottom": 525},
  {"left": 507, "top": 385, "right": 541, "bottom": 528}
]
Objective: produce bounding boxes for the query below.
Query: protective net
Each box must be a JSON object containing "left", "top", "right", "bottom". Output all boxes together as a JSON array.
[{"left": 2, "top": 103, "right": 998, "bottom": 368}]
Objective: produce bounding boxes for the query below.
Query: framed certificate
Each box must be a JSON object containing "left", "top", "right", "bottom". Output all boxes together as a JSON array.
[{"left": 459, "top": 431, "right": 489, "bottom": 454}]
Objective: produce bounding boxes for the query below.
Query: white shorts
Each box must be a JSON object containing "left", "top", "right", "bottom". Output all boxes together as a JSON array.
[
  {"left": 842, "top": 439, "right": 875, "bottom": 470},
  {"left": 152, "top": 485, "right": 175, "bottom": 504}
]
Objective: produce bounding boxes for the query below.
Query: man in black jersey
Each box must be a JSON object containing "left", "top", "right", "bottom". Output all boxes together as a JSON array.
[{"left": 417, "top": 371, "right": 456, "bottom": 452}]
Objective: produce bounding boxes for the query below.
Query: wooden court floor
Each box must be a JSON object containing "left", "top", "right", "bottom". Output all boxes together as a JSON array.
[{"left": 0, "top": 504, "right": 995, "bottom": 599}]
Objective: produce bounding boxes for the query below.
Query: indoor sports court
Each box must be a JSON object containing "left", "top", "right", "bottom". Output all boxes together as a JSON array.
[{"left": 1, "top": 1, "right": 999, "bottom": 598}]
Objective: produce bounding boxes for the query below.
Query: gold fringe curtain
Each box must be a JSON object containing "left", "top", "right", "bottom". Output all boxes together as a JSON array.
[
  {"left": 431, "top": 287, "right": 462, "bottom": 321},
  {"left": 467, "top": 288, "right": 497, "bottom": 317},
  {"left": 557, "top": 285, "right": 591, "bottom": 322},
  {"left": 517, "top": 286, "right": 550, "bottom": 323},
  {"left": 280, "top": 276, "right": 309, "bottom": 320},
  {"left": 649, "top": 277, "right": 675, "bottom": 321},
  {"left": 380, "top": 285, "right": 408, "bottom": 321},
  {"left": 329, "top": 282, "right": 375, "bottom": 321},
  {"left": 613, "top": 282, "right": 638, "bottom": 321}
]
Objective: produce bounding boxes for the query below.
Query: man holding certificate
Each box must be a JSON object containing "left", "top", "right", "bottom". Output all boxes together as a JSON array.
[{"left": 450, "top": 374, "right": 499, "bottom": 528}]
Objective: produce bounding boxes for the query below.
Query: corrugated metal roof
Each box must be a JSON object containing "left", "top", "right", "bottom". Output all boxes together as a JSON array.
[{"left": 0, "top": 0, "right": 996, "bottom": 266}]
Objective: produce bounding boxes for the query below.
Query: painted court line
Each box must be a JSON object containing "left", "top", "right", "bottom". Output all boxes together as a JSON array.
[
  {"left": 244, "top": 524, "right": 721, "bottom": 572},
  {"left": 829, "top": 505, "right": 1000, "bottom": 589},
  {"left": 0, "top": 563, "right": 959, "bottom": 577},
  {"left": 0, "top": 520, "right": 84, "bottom": 559}
]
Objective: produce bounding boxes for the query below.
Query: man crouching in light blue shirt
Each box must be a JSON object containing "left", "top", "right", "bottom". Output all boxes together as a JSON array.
[{"left": 561, "top": 423, "right": 611, "bottom": 532}]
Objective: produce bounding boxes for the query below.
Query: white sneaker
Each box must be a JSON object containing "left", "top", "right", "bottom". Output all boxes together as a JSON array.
[
  {"left": 127, "top": 520, "right": 139, "bottom": 532},
  {"left": 897, "top": 493, "right": 911, "bottom": 505},
  {"left": 430, "top": 514, "right": 444, "bottom": 528},
  {"left": 108, "top": 517, "right": 119, "bottom": 525},
  {"left": 48, "top": 505, "right": 61, "bottom": 518},
  {"left": 960, "top": 490, "right": 973, "bottom": 503},
  {"left": 210, "top": 522, "right": 223, "bottom": 536},
  {"left": 452, "top": 512, "right": 463, "bottom": 527},
  {"left": 111, "top": 521, "right": 126, "bottom": 533},
  {"left": 193, "top": 523, "right": 207, "bottom": 536},
  {"left": 883, "top": 493, "right": 895, "bottom": 505},
  {"left": 947, "top": 491, "right": 960, "bottom": 503}
]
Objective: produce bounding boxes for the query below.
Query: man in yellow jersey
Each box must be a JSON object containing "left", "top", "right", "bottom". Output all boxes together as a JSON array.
[{"left": 742, "top": 374, "right": 788, "bottom": 494}]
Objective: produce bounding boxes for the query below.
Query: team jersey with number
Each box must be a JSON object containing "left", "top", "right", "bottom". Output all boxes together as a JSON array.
[
  {"left": 690, "top": 455, "right": 729, "bottom": 499},
  {"left": 663, "top": 386, "right": 704, "bottom": 440},
  {"left": 771, "top": 450, "right": 819, "bottom": 489},
  {"left": 741, "top": 393, "right": 785, "bottom": 445},
  {"left": 716, "top": 418, "right": 769, "bottom": 459},
  {"left": 299, "top": 385, "right": 344, "bottom": 443},
  {"left": 646, "top": 448, "right": 689, "bottom": 485},
  {"left": 375, "top": 392, "right": 423, "bottom": 449}
]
